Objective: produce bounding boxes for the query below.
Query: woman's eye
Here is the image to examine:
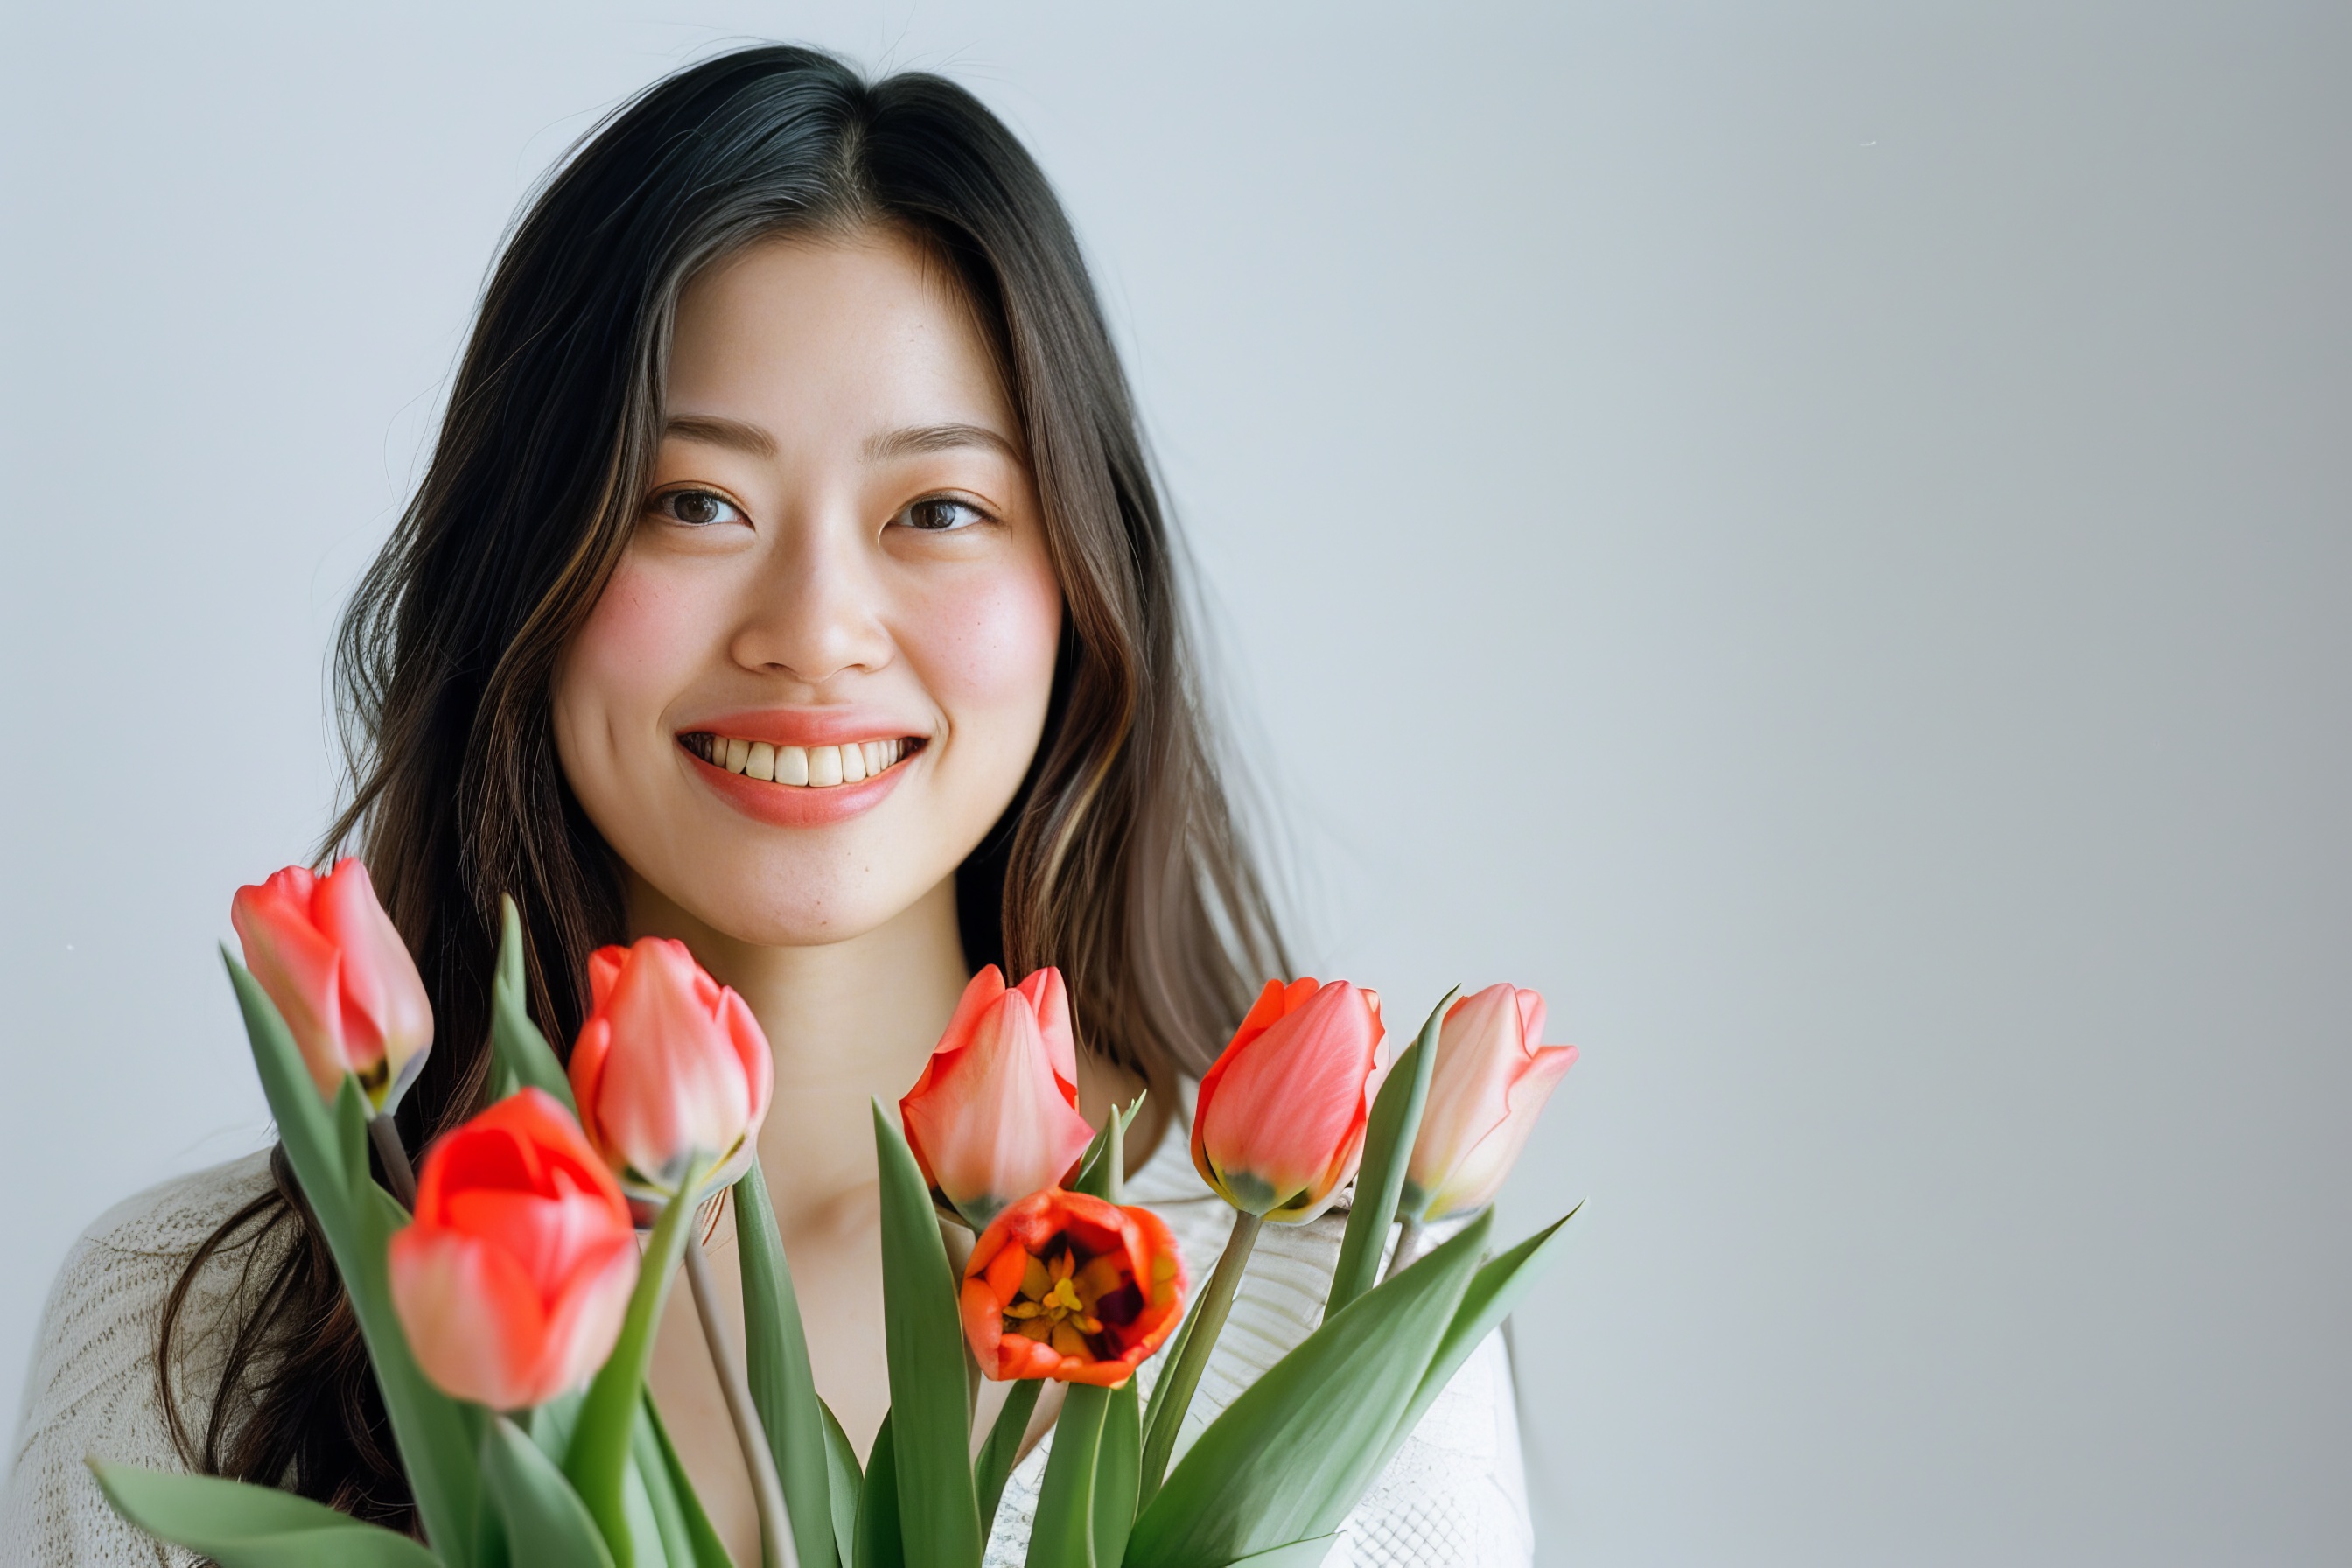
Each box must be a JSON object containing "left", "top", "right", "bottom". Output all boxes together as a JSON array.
[
  {"left": 898, "top": 496, "right": 988, "bottom": 533},
  {"left": 651, "top": 488, "right": 747, "bottom": 528}
]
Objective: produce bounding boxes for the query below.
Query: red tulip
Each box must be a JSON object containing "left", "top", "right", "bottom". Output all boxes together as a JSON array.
[
  {"left": 387, "top": 1088, "right": 638, "bottom": 1410},
  {"left": 1401, "top": 984, "right": 1578, "bottom": 1221},
  {"left": 569, "top": 938, "right": 773, "bottom": 1207},
  {"left": 900, "top": 965, "right": 1097, "bottom": 1230},
  {"left": 1192, "top": 977, "right": 1388, "bottom": 1223},
  {"left": 229, "top": 859, "right": 433, "bottom": 1111},
  {"left": 960, "top": 1187, "right": 1186, "bottom": 1387}
]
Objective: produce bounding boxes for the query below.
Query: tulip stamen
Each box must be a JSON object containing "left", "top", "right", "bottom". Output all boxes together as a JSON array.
[{"left": 1000, "top": 1243, "right": 1124, "bottom": 1356}]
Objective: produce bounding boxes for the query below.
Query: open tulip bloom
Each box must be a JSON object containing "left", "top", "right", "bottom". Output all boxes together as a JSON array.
[{"left": 93, "top": 876, "right": 1583, "bottom": 1568}]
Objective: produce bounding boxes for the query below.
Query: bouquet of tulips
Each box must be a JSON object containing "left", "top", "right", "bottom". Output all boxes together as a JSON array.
[{"left": 91, "top": 859, "right": 1578, "bottom": 1568}]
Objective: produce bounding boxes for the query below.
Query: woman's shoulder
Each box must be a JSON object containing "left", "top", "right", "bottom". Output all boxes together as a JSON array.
[{"left": 2, "top": 1150, "right": 283, "bottom": 1568}]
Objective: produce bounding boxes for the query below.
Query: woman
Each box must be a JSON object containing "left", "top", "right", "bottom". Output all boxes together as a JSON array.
[{"left": 2, "top": 46, "right": 1531, "bottom": 1566}]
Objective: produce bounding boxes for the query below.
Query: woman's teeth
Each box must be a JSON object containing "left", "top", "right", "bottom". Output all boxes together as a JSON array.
[{"left": 689, "top": 734, "right": 914, "bottom": 788}]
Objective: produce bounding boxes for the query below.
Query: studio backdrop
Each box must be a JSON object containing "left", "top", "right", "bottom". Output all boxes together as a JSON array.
[{"left": 3, "top": 4, "right": 2346, "bottom": 1564}]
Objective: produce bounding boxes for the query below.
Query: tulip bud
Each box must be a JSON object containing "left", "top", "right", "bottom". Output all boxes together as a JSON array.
[
  {"left": 1192, "top": 977, "right": 1388, "bottom": 1223},
  {"left": 568, "top": 937, "right": 774, "bottom": 1208},
  {"left": 1400, "top": 984, "right": 1577, "bottom": 1221},
  {"left": 387, "top": 1088, "right": 638, "bottom": 1410},
  {"left": 230, "top": 859, "right": 433, "bottom": 1112},
  {"left": 900, "top": 966, "right": 1098, "bottom": 1231},
  {"left": 960, "top": 1187, "right": 1187, "bottom": 1386}
]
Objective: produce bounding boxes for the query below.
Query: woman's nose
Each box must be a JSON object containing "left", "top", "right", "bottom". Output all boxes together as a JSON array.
[{"left": 727, "top": 514, "right": 893, "bottom": 684}]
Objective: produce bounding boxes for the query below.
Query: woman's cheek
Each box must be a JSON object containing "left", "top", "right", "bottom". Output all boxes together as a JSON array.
[
  {"left": 556, "top": 553, "right": 708, "bottom": 776},
  {"left": 912, "top": 560, "right": 1063, "bottom": 733}
]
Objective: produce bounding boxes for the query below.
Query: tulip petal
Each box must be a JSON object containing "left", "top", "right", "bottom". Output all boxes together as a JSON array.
[
  {"left": 570, "top": 938, "right": 769, "bottom": 1198},
  {"left": 901, "top": 967, "right": 1093, "bottom": 1229},
  {"left": 231, "top": 872, "right": 353, "bottom": 1098},
  {"left": 388, "top": 1227, "right": 552, "bottom": 1412},
  {"left": 1195, "top": 981, "right": 1385, "bottom": 1222},
  {"left": 312, "top": 860, "right": 433, "bottom": 1097}
]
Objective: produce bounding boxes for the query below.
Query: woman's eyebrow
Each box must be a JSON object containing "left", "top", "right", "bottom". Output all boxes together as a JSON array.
[
  {"left": 864, "top": 422, "right": 1023, "bottom": 464},
  {"left": 664, "top": 414, "right": 778, "bottom": 458}
]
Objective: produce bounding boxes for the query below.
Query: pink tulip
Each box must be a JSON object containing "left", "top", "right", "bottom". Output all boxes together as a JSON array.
[
  {"left": 388, "top": 1088, "right": 638, "bottom": 1410},
  {"left": 1192, "top": 977, "right": 1388, "bottom": 1223},
  {"left": 568, "top": 937, "right": 773, "bottom": 1206},
  {"left": 900, "top": 966, "right": 1098, "bottom": 1230},
  {"left": 1400, "top": 984, "right": 1578, "bottom": 1221},
  {"left": 229, "top": 859, "right": 433, "bottom": 1111}
]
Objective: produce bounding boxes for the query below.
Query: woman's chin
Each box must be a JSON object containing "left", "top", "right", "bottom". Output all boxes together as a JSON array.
[{"left": 633, "top": 852, "right": 957, "bottom": 955}]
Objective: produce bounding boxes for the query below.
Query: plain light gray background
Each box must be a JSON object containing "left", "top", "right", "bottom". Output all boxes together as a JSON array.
[{"left": 4, "top": 3, "right": 2346, "bottom": 1562}]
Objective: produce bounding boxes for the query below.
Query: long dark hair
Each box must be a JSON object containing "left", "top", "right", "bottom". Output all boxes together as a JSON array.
[{"left": 158, "top": 44, "right": 1285, "bottom": 1529}]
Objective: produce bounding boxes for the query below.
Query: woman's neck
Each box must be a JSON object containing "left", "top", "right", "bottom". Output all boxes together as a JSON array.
[{"left": 625, "top": 872, "right": 971, "bottom": 1216}]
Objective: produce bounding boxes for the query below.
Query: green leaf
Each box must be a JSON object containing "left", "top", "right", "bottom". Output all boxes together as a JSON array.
[
  {"left": 224, "top": 951, "right": 484, "bottom": 1564},
  {"left": 853, "top": 1414, "right": 906, "bottom": 1568},
  {"left": 1068, "top": 1096, "right": 1142, "bottom": 1206},
  {"left": 630, "top": 1404, "right": 699, "bottom": 1567},
  {"left": 1124, "top": 1212, "right": 1491, "bottom": 1568},
  {"left": 481, "top": 1414, "right": 615, "bottom": 1568},
  {"left": 1326, "top": 989, "right": 1454, "bottom": 1318},
  {"left": 1093, "top": 1378, "right": 1140, "bottom": 1568},
  {"left": 565, "top": 1157, "right": 709, "bottom": 1566},
  {"left": 88, "top": 1461, "right": 443, "bottom": 1567},
  {"left": 871, "top": 1101, "right": 983, "bottom": 1568},
  {"left": 736, "top": 1159, "right": 843, "bottom": 1568},
  {"left": 1210, "top": 1538, "right": 1340, "bottom": 1567},
  {"left": 531, "top": 1388, "right": 586, "bottom": 1468},
  {"left": 821, "top": 1401, "right": 865, "bottom": 1568},
  {"left": 1374, "top": 1207, "right": 1579, "bottom": 1479},
  {"left": 642, "top": 1395, "right": 738, "bottom": 1568},
  {"left": 490, "top": 895, "right": 576, "bottom": 1111},
  {"left": 621, "top": 1454, "right": 674, "bottom": 1568},
  {"left": 1025, "top": 1381, "right": 1107, "bottom": 1568},
  {"left": 972, "top": 1379, "right": 1040, "bottom": 1536}
]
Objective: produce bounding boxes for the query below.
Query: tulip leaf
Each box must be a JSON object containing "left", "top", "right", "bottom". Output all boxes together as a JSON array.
[
  {"left": 1326, "top": 988, "right": 1454, "bottom": 1320},
  {"left": 1094, "top": 1377, "right": 1141, "bottom": 1568},
  {"left": 821, "top": 1400, "right": 864, "bottom": 1568},
  {"left": 735, "top": 1160, "right": 843, "bottom": 1568},
  {"left": 482, "top": 1413, "right": 616, "bottom": 1568},
  {"left": 490, "top": 894, "right": 576, "bottom": 1111},
  {"left": 531, "top": 1388, "right": 586, "bottom": 1468},
  {"left": 1069, "top": 1096, "right": 1142, "bottom": 1206},
  {"left": 853, "top": 1414, "right": 906, "bottom": 1568},
  {"left": 88, "top": 1460, "right": 444, "bottom": 1567},
  {"left": 631, "top": 1402, "right": 702, "bottom": 1568},
  {"left": 1374, "top": 1205, "right": 1579, "bottom": 1480},
  {"left": 620, "top": 1452, "right": 675, "bottom": 1568},
  {"left": 972, "top": 1378, "right": 1040, "bottom": 1535},
  {"left": 223, "top": 951, "right": 485, "bottom": 1565},
  {"left": 1124, "top": 1211, "right": 1490, "bottom": 1568},
  {"left": 1026, "top": 1381, "right": 1108, "bottom": 1568},
  {"left": 871, "top": 1101, "right": 984, "bottom": 1568},
  {"left": 640, "top": 1396, "right": 735, "bottom": 1568},
  {"left": 1208, "top": 1538, "right": 1340, "bottom": 1568},
  {"left": 565, "top": 1156, "right": 710, "bottom": 1567}
]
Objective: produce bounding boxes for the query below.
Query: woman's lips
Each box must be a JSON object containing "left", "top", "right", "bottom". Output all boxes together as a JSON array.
[
  {"left": 686, "top": 744, "right": 911, "bottom": 827},
  {"left": 679, "top": 729, "right": 921, "bottom": 828}
]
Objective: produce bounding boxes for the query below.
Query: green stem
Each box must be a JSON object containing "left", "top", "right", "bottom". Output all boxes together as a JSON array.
[
  {"left": 1136, "top": 1209, "right": 1263, "bottom": 1508},
  {"left": 685, "top": 1224, "right": 797, "bottom": 1568},
  {"left": 972, "top": 1377, "right": 1042, "bottom": 1533},
  {"left": 367, "top": 1113, "right": 417, "bottom": 1211},
  {"left": 1382, "top": 1217, "right": 1427, "bottom": 1284},
  {"left": 564, "top": 1156, "right": 710, "bottom": 1565}
]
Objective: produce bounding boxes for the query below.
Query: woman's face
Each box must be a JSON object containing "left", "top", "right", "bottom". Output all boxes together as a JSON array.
[{"left": 553, "top": 232, "right": 1062, "bottom": 948}]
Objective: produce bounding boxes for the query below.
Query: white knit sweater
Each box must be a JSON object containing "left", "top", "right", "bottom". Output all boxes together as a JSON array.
[{"left": 3, "top": 1135, "right": 1531, "bottom": 1567}]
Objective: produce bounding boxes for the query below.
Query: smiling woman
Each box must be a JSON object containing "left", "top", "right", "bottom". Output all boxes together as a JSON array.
[{"left": 0, "top": 42, "right": 1533, "bottom": 1568}]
